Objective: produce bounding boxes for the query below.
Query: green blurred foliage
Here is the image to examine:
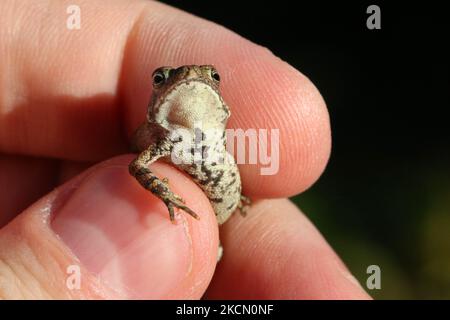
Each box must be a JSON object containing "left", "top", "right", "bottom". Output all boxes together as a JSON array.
[{"left": 293, "top": 160, "right": 450, "bottom": 299}]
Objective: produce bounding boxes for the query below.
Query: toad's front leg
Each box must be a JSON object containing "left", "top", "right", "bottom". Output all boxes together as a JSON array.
[{"left": 129, "top": 143, "right": 200, "bottom": 222}]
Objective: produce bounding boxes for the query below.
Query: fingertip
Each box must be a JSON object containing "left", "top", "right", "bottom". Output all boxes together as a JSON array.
[
  {"left": 227, "top": 56, "right": 332, "bottom": 197},
  {"left": 207, "top": 199, "right": 370, "bottom": 299},
  {"left": 51, "top": 154, "right": 219, "bottom": 299},
  {"left": 0, "top": 154, "right": 219, "bottom": 299}
]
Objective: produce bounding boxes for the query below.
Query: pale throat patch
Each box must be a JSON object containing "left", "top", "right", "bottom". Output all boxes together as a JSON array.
[{"left": 154, "top": 81, "right": 225, "bottom": 129}]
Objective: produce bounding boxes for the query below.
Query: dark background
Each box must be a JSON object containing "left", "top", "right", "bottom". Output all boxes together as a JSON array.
[{"left": 160, "top": 1, "right": 450, "bottom": 299}]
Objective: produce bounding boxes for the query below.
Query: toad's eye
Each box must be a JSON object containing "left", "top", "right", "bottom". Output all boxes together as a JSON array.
[
  {"left": 152, "top": 71, "right": 165, "bottom": 86},
  {"left": 211, "top": 69, "right": 220, "bottom": 82}
]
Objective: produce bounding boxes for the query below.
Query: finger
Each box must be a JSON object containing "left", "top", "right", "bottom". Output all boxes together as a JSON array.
[
  {"left": 0, "top": 154, "right": 58, "bottom": 227},
  {"left": 58, "top": 160, "right": 93, "bottom": 183},
  {"left": 205, "top": 199, "right": 371, "bottom": 299},
  {"left": 0, "top": 0, "right": 331, "bottom": 198},
  {"left": 0, "top": 155, "right": 218, "bottom": 299},
  {"left": 0, "top": 154, "right": 92, "bottom": 228}
]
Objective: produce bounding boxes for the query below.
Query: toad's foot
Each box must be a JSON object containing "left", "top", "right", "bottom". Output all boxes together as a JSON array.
[
  {"left": 238, "top": 194, "right": 252, "bottom": 217},
  {"left": 152, "top": 179, "right": 199, "bottom": 223},
  {"left": 161, "top": 177, "right": 185, "bottom": 204},
  {"left": 164, "top": 190, "right": 200, "bottom": 223},
  {"left": 130, "top": 165, "right": 199, "bottom": 222}
]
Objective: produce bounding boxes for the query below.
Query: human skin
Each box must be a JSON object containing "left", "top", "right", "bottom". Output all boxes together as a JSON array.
[{"left": 0, "top": 0, "right": 370, "bottom": 299}]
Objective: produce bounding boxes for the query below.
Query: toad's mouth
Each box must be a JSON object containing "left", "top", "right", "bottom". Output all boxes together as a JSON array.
[{"left": 165, "top": 78, "right": 220, "bottom": 98}]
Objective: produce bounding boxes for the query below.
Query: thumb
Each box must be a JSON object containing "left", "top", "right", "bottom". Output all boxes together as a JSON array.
[{"left": 0, "top": 155, "right": 218, "bottom": 299}]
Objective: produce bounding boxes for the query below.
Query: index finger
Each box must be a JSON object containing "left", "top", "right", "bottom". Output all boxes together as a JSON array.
[{"left": 0, "top": 0, "right": 331, "bottom": 198}]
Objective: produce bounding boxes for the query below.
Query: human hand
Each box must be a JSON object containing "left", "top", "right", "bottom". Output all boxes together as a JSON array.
[{"left": 0, "top": 0, "right": 370, "bottom": 299}]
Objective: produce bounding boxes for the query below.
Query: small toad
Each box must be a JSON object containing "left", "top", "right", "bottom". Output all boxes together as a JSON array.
[{"left": 129, "top": 65, "right": 250, "bottom": 226}]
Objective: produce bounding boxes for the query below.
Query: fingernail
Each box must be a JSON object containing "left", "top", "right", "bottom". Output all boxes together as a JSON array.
[{"left": 52, "top": 165, "right": 192, "bottom": 298}]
